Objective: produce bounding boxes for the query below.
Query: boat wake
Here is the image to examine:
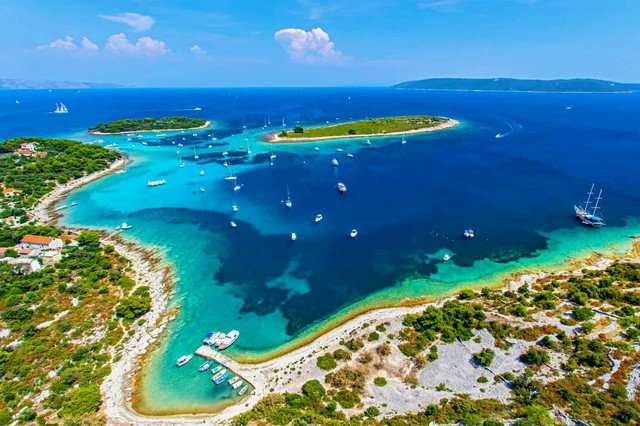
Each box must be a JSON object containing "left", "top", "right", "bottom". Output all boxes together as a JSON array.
[{"left": 495, "top": 121, "right": 523, "bottom": 139}]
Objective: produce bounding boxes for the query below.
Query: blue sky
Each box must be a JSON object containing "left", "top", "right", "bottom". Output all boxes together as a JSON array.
[{"left": 1, "top": 0, "right": 638, "bottom": 87}]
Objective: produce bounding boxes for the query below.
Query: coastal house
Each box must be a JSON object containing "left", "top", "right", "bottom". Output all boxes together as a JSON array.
[
  {"left": 16, "top": 149, "right": 34, "bottom": 156},
  {"left": 20, "top": 234, "right": 63, "bottom": 250},
  {"left": 0, "top": 247, "right": 19, "bottom": 258},
  {"left": 41, "top": 250, "right": 62, "bottom": 266},
  {"left": 59, "top": 234, "right": 79, "bottom": 246},
  {"left": 2, "top": 188, "right": 23, "bottom": 197},
  {"left": 18, "top": 247, "right": 41, "bottom": 258}
]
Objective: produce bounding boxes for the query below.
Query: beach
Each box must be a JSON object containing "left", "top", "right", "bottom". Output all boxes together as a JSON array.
[
  {"left": 267, "top": 118, "right": 460, "bottom": 143},
  {"left": 88, "top": 121, "right": 212, "bottom": 136}
]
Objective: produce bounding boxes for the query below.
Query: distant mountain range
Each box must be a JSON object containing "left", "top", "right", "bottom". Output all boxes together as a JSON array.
[
  {"left": 0, "top": 78, "right": 123, "bottom": 90},
  {"left": 392, "top": 78, "right": 640, "bottom": 93}
]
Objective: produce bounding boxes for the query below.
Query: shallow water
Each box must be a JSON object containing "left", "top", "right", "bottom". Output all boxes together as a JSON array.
[{"left": 2, "top": 87, "right": 640, "bottom": 412}]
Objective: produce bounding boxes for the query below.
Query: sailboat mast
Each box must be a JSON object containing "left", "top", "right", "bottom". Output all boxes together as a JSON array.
[
  {"left": 583, "top": 183, "right": 595, "bottom": 212},
  {"left": 592, "top": 189, "right": 603, "bottom": 215}
]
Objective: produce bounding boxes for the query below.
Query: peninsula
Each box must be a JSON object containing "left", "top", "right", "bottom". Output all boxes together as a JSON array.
[
  {"left": 393, "top": 78, "right": 640, "bottom": 93},
  {"left": 269, "top": 115, "right": 459, "bottom": 143},
  {"left": 88, "top": 116, "right": 209, "bottom": 135}
]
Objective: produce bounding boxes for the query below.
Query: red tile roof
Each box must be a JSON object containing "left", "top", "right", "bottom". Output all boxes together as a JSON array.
[{"left": 21, "top": 234, "right": 54, "bottom": 245}]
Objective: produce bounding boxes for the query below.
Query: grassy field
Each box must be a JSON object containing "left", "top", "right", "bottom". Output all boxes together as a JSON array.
[{"left": 278, "top": 115, "right": 449, "bottom": 139}]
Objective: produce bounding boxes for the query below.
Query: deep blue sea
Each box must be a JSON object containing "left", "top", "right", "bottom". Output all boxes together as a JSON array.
[{"left": 2, "top": 87, "right": 639, "bottom": 412}]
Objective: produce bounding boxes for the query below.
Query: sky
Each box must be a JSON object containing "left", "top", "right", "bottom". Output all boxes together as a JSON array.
[{"left": 1, "top": 0, "right": 639, "bottom": 87}]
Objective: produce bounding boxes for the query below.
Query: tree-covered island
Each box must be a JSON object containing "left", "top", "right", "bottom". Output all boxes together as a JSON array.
[
  {"left": 88, "top": 116, "right": 209, "bottom": 134},
  {"left": 271, "top": 115, "right": 458, "bottom": 142}
]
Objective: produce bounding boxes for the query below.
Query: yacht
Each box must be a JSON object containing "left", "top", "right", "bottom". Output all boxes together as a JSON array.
[
  {"left": 176, "top": 354, "right": 193, "bottom": 367},
  {"left": 350, "top": 229, "right": 358, "bottom": 238},
  {"left": 574, "top": 183, "right": 606, "bottom": 227},
  {"left": 53, "top": 102, "right": 69, "bottom": 114},
  {"left": 366, "top": 140, "right": 371, "bottom": 145},
  {"left": 291, "top": 232, "right": 297, "bottom": 241},
  {"left": 121, "top": 223, "right": 132, "bottom": 230},
  {"left": 314, "top": 147, "right": 320, "bottom": 151},
  {"left": 224, "top": 175, "right": 237, "bottom": 181},
  {"left": 315, "top": 214, "right": 323, "bottom": 223},
  {"left": 337, "top": 182, "right": 347, "bottom": 194},
  {"left": 200, "top": 170, "right": 205, "bottom": 176},
  {"left": 216, "top": 330, "right": 240, "bottom": 350},
  {"left": 443, "top": 254, "right": 451, "bottom": 261},
  {"left": 194, "top": 107, "right": 203, "bottom": 111},
  {"left": 401, "top": 134, "right": 407, "bottom": 144},
  {"left": 463, "top": 229, "right": 475, "bottom": 238},
  {"left": 233, "top": 183, "right": 243, "bottom": 191},
  {"left": 336, "top": 148, "right": 343, "bottom": 152},
  {"left": 231, "top": 380, "right": 244, "bottom": 390},
  {"left": 211, "top": 365, "right": 223, "bottom": 375},
  {"left": 346, "top": 153, "right": 354, "bottom": 158},
  {"left": 232, "top": 204, "right": 238, "bottom": 213},
  {"left": 230, "top": 221, "right": 237, "bottom": 228},
  {"left": 331, "top": 158, "right": 339, "bottom": 166}
]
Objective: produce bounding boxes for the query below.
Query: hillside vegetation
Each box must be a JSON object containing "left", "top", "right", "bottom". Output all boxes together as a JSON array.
[{"left": 89, "top": 116, "right": 207, "bottom": 133}]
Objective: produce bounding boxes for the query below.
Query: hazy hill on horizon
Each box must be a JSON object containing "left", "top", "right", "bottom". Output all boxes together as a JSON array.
[{"left": 392, "top": 77, "right": 640, "bottom": 93}]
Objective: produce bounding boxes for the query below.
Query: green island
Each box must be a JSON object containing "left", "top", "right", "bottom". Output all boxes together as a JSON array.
[
  {"left": 88, "top": 116, "right": 208, "bottom": 134},
  {"left": 234, "top": 258, "right": 640, "bottom": 425},
  {"left": 0, "top": 138, "right": 150, "bottom": 424},
  {"left": 272, "top": 115, "right": 457, "bottom": 142}
]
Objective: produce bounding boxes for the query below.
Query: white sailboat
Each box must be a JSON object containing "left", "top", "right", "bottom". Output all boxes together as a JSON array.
[
  {"left": 291, "top": 232, "right": 297, "bottom": 241},
  {"left": 246, "top": 139, "right": 251, "bottom": 155},
  {"left": 53, "top": 102, "right": 69, "bottom": 114},
  {"left": 193, "top": 147, "right": 199, "bottom": 159},
  {"left": 211, "top": 130, "right": 217, "bottom": 141},
  {"left": 178, "top": 156, "right": 186, "bottom": 168},
  {"left": 282, "top": 116, "right": 286, "bottom": 127},
  {"left": 401, "top": 134, "right": 407, "bottom": 144}
]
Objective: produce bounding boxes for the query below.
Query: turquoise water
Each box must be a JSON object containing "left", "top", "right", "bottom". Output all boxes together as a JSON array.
[{"left": 2, "top": 88, "right": 640, "bottom": 412}]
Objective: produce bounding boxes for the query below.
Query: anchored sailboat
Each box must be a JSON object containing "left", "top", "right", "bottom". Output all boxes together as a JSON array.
[
  {"left": 574, "top": 183, "right": 606, "bottom": 227},
  {"left": 284, "top": 187, "right": 292, "bottom": 208},
  {"left": 193, "top": 147, "right": 199, "bottom": 160},
  {"left": 53, "top": 102, "right": 68, "bottom": 114}
]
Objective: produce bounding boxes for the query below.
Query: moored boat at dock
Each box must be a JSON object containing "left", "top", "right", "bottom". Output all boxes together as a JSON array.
[{"left": 176, "top": 354, "right": 193, "bottom": 367}]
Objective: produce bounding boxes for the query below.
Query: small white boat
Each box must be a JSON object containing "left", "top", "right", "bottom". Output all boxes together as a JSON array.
[
  {"left": 127, "top": 138, "right": 132, "bottom": 141},
  {"left": 211, "top": 368, "right": 228, "bottom": 382},
  {"left": 291, "top": 232, "right": 297, "bottom": 241},
  {"left": 366, "top": 139, "right": 371, "bottom": 145},
  {"left": 224, "top": 175, "right": 237, "bottom": 181},
  {"left": 314, "top": 147, "right": 320, "bottom": 151},
  {"left": 70, "top": 201, "right": 78, "bottom": 206},
  {"left": 401, "top": 134, "right": 407, "bottom": 144},
  {"left": 346, "top": 153, "right": 354, "bottom": 158},
  {"left": 216, "top": 330, "right": 240, "bottom": 350},
  {"left": 121, "top": 222, "right": 132, "bottom": 230},
  {"left": 194, "top": 147, "right": 199, "bottom": 159},
  {"left": 443, "top": 254, "right": 451, "bottom": 261},
  {"left": 211, "top": 365, "right": 223, "bottom": 375},
  {"left": 230, "top": 221, "right": 237, "bottom": 228},
  {"left": 233, "top": 184, "right": 242, "bottom": 191},
  {"left": 231, "top": 380, "right": 244, "bottom": 390},
  {"left": 208, "top": 144, "right": 213, "bottom": 148},
  {"left": 192, "top": 133, "right": 197, "bottom": 137},
  {"left": 232, "top": 204, "right": 238, "bottom": 213},
  {"left": 194, "top": 107, "right": 202, "bottom": 111},
  {"left": 178, "top": 143, "right": 184, "bottom": 147},
  {"left": 200, "top": 170, "right": 205, "bottom": 176},
  {"left": 222, "top": 151, "right": 228, "bottom": 156},
  {"left": 336, "top": 148, "right": 343, "bottom": 152},
  {"left": 463, "top": 229, "right": 475, "bottom": 238},
  {"left": 246, "top": 139, "right": 252, "bottom": 155},
  {"left": 223, "top": 161, "right": 229, "bottom": 167},
  {"left": 315, "top": 214, "right": 323, "bottom": 223},
  {"left": 176, "top": 354, "right": 193, "bottom": 367},
  {"left": 350, "top": 229, "right": 358, "bottom": 238},
  {"left": 284, "top": 187, "right": 292, "bottom": 208},
  {"left": 228, "top": 376, "right": 240, "bottom": 386},
  {"left": 200, "top": 187, "right": 205, "bottom": 192},
  {"left": 337, "top": 182, "right": 347, "bottom": 194},
  {"left": 331, "top": 158, "right": 339, "bottom": 166},
  {"left": 238, "top": 385, "right": 249, "bottom": 396}
]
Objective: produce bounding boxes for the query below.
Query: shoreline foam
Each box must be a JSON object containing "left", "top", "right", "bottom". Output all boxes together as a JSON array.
[{"left": 266, "top": 118, "right": 460, "bottom": 143}]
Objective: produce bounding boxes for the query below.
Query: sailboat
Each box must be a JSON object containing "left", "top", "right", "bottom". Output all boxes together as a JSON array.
[
  {"left": 211, "top": 130, "right": 217, "bottom": 141},
  {"left": 246, "top": 139, "right": 251, "bottom": 155},
  {"left": 53, "top": 102, "right": 69, "bottom": 114},
  {"left": 282, "top": 117, "right": 286, "bottom": 127},
  {"left": 178, "top": 155, "right": 186, "bottom": 168},
  {"left": 284, "top": 187, "right": 292, "bottom": 208},
  {"left": 193, "top": 147, "right": 199, "bottom": 160},
  {"left": 574, "top": 184, "right": 606, "bottom": 227},
  {"left": 224, "top": 165, "right": 237, "bottom": 181},
  {"left": 401, "top": 134, "right": 407, "bottom": 144}
]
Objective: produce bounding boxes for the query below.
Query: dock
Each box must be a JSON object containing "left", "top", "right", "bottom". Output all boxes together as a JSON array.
[{"left": 195, "top": 345, "right": 239, "bottom": 370}]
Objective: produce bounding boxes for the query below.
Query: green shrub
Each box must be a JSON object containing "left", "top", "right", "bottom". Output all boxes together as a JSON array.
[
  {"left": 373, "top": 377, "right": 387, "bottom": 387},
  {"left": 301, "top": 380, "right": 325, "bottom": 400},
  {"left": 472, "top": 348, "right": 495, "bottom": 367},
  {"left": 519, "top": 347, "right": 550, "bottom": 366},
  {"left": 316, "top": 354, "right": 336, "bottom": 371}
]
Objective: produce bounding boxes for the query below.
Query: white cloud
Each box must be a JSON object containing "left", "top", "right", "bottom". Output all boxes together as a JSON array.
[
  {"left": 105, "top": 33, "right": 170, "bottom": 56},
  {"left": 37, "top": 36, "right": 77, "bottom": 50},
  {"left": 274, "top": 27, "right": 348, "bottom": 64},
  {"left": 81, "top": 36, "right": 99, "bottom": 51},
  {"left": 98, "top": 12, "right": 155, "bottom": 32},
  {"left": 190, "top": 45, "right": 207, "bottom": 56}
]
